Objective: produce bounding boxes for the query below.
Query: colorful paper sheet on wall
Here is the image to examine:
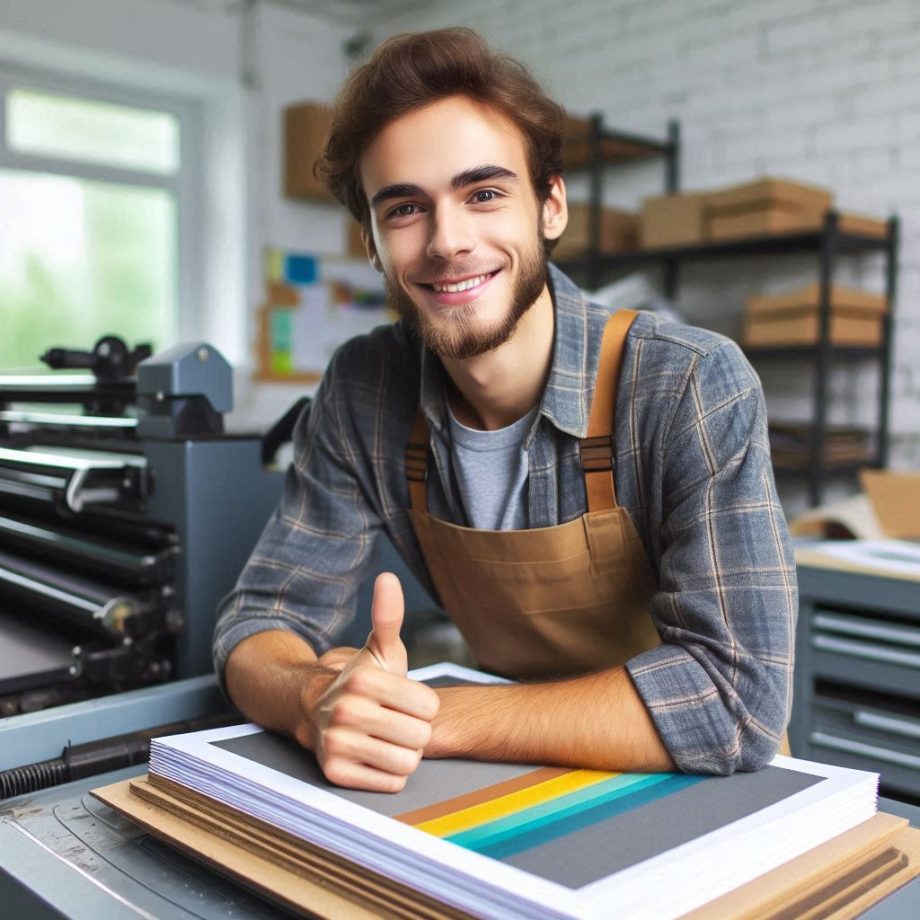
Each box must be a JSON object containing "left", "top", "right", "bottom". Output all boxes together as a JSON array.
[{"left": 263, "top": 249, "right": 390, "bottom": 376}]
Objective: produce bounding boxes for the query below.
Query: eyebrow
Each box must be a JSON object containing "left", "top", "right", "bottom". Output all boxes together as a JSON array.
[
  {"left": 369, "top": 164, "right": 519, "bottom": 209},
  {"left": 451, "top": 165, "right": 519, "bottom": 189}
]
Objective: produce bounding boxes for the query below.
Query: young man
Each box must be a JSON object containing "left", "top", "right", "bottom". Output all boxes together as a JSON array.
[{"left": 214, "top": 28, "right": 797, "bottom": 793}]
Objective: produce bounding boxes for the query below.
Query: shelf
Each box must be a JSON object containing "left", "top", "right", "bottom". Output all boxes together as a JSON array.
[
  {"left": 558, "top": 226, "right": 891, "bottom": 274},
  {"left": 561, "top": 110, "right": 897, "bottom": 507},
  {"left": 773, "top": 457, "right": 880, "bottom": 475},
  {"left": 769, "top": 422, "right": 876, "bottom": 473},
  {"left": 744, "top": 344, "right": 885, "bottom": 360},
  {"left": 563, "top": 120, "right": 676, "bottom": 169}
]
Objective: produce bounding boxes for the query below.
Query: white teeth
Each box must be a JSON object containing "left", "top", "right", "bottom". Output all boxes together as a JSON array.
[{"left": 432, "top": 274, "right": 489, "bottom": 293}]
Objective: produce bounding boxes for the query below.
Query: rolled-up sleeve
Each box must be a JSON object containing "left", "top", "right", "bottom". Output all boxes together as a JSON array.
[
  {"left": 212, "top": 352, "right": 383, "bottom": 695},
  {"left": 626, "top": 340, "right": 797, "bottom": 775}
]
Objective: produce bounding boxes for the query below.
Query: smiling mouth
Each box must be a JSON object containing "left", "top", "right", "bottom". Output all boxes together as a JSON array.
[{"left": 422, "top": 271, "right": 497, "bottom": 293}]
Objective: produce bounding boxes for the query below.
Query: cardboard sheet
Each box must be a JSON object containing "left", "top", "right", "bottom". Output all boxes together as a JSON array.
[{"left": 93, "top": 777, "right": 920, "bottom": 920}]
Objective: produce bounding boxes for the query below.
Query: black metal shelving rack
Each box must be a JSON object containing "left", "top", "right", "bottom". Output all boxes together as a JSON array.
[
  {"left": 561, "top": 117, "right": 899, "bottom": 507},
  {"left": 569, "top": 115, "right": 680, "bottom": 291}
]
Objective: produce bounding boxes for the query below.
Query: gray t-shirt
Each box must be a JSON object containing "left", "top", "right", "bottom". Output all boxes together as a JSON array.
[{"left": 446, "top": 404, "right": 539, "bottom": 531}]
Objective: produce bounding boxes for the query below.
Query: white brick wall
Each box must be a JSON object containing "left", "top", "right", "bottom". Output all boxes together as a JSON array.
[{"left": 372, "top": 0, "right": 920, "bottom": 506}]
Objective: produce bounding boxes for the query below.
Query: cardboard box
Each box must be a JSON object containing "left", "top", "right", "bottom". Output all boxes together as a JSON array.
[
  {"left": 640, "top": 192, "right": 709, "bottom": 248},
  {"left": 554, "top": 203, "right": 639, "bottom": 258},
  {"left": 708, "top": 208, "right": 888, "bottom": 243},
  {"left": 838, "top": 212, "right": 889, "bottom": 239},
  {"left": 703, "top": 177, "right": 834, "bottom": 242},
  {"left": 704, "top": 177, "right": 834, "bottom": 214},
  {"left": 744, "top": 313, "right": 883, "bottom": 347},
  {"left": 860, "top": 470, "right": 920, "bottom": 539},
  {"left": 747, "top": 283, "right": 887, "bottom": 317},
  {"left": 708, "top": 207, "right": 828, "bottom": 241},
  {"left": 284, "top": 102, "right": 334, "bottom": 200},
  {"left": 743, "top": 283, "right": 887, "bottom": 348}
]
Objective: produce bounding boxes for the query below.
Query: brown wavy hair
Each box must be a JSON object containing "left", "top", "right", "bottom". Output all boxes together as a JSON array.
[{"left": 316, "top": 28, "right": 566, "bottom": 231}]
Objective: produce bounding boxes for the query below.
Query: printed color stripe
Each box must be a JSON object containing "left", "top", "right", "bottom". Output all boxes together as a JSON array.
[
  {"left": 446, "top": 773, "right": 666, "bottom": 850},
  {"left": 414, "top": 769, "right": 615, "bottom": 837},
  {"left": 394, "top": 766, "right": 570, "bottom": 825},
  {"left": 471, "top": 774, "right": 708, "bottom": 860}
]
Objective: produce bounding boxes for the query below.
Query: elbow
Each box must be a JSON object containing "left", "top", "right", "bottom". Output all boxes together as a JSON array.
[
  {"left": 722, "top": 698, "right": 788, "bottom": 775},
  {"left": 680, "top": 677, "right": 788, "bottom": 776},
  {"left": 683, "top": 722, "right": 782, "bottom": 776},
  {"left": 736, "top": 664, "right": 791, "bottom": 772},
  {"left": 734, "top": 723, "right": 783, "bottom": 772}
]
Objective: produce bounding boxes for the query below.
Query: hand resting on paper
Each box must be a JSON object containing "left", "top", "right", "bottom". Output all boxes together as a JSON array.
[
  {"left": 307, "top": 572, "right": 440, "bottom": 792},
  {"left": 223, "top": 572, "right": 439, "bottom": 793}
]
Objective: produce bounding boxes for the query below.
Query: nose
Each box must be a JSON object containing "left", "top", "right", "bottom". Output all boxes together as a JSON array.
[{"left": 426, "top": 204, "right": 475, "bottom": 261}]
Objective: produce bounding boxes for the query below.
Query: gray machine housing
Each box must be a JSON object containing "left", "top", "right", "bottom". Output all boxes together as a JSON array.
[{"left": 0, "top": 342, "right": 284, "bottom": 710}]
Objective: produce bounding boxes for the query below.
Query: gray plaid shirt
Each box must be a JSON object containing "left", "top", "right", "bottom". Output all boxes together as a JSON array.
[{"left": 214, "top": 265, "right": 797, "bottom": 775}]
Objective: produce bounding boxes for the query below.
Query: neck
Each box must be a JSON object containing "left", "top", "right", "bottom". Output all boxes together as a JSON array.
[{"left": 442, "top": 284, "right": 555, "bottom": 430}]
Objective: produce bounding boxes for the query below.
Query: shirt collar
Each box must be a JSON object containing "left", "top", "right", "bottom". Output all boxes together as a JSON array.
[
  {"left": 539, "top": 263, "right": 592, "bottom": 439},
  {"left": 418, "top": 263, "right": 593, "bottom": 439}
]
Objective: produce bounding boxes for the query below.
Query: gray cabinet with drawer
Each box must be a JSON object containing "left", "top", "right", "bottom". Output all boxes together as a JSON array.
[{"left": 791, "top": 561, "right": 920, "bottom": 801}]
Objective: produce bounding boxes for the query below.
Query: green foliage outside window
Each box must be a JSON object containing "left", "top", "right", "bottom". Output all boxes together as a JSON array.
[{"left": 0, "top": 85, "right": 181, "bottom": 372}]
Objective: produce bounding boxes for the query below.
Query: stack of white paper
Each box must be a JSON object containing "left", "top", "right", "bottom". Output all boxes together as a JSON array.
[{"left": 149, "top": 663, "right": 879, "bottom": 920}]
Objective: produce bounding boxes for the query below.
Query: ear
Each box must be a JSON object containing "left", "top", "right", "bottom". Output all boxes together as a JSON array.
[
  {"left": 361, "top": 224, "right": 384, "bottom": 272},
  {"left": 540, "top": 175, "right": 568, "bottom": 242}
]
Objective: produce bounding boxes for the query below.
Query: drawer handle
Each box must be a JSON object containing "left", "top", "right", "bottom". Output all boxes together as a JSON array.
[
  {"left": 812, "top": 635, "right": 920, "bottom": 670},
  {"left": 854, "top": 711, "right": 920, "bottom": 740},
  {"left": 813, "top": 614, "right": 920, "bottom": 649},
  {"left": 811, "top": 732, "right": 920, "bottom": 772}
]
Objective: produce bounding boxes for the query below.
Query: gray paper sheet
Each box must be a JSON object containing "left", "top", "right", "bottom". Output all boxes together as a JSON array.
[{"left": 212, "top": 730, "right": 824, "bottom": 888}]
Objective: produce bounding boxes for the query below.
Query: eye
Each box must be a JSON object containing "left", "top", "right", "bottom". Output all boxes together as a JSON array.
[
  {"left": 388, "top": 202, "right": 420, "bottom": 220},
  {"left": 470, "top": 188, "right": 502, "bottom": 204}
]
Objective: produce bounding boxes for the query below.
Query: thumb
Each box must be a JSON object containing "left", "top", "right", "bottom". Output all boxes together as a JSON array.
[{"left": 365, "top": 572, "right": 407, "bottom": 675}]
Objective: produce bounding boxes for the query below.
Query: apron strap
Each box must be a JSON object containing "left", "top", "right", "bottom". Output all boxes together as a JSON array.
[
  {"left": 405, "top": 308, "right": 639, "bottom": 514},
  {"left": 406, "top": 409, "right": 429, "bottom": 512},
  {"left": 581, "top": 309, "right": 639, "bottom": 512}
]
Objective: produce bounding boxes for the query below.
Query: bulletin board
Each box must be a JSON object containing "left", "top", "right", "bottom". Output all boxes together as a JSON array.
[{"left": 255, "top": 249, "right": 391, "bottom": 382}]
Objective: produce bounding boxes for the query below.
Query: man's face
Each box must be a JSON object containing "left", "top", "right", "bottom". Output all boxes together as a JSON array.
[{"left": 359, "top": 95, "right": 566, "bottom": 360}]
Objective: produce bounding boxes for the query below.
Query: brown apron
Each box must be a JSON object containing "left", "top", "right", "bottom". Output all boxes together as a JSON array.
[{"left": 405, "top": 309, "right": 660, "bottom": 681}]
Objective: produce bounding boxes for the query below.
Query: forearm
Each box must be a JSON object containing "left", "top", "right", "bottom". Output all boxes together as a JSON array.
[
  {"left": 427, "top": 666, "right": 675, "bottom": 772},
  {"left": 224, "top": 630, "right": 337, "bottom": 749}
]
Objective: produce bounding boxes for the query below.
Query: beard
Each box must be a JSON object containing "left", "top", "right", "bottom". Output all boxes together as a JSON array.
[{"left": 385, "top": 244, "right": 549, "bottom": 361}]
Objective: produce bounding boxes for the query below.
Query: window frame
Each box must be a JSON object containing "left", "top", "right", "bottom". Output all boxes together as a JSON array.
[{"left": 0, "top": 62, "right": 201, "bottom": 348}]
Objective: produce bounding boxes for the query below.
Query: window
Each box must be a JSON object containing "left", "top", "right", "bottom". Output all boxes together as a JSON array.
[{"left": 0, "top": 70, "right": 194, "bottom": 372}]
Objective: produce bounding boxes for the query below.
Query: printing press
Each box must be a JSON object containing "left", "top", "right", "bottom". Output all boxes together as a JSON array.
[
  {"left": 0, "top": 336, "right": 287, "bottom": 720},
  {"left": 0, "top": 337, "right": 300, "bottom": 916}
]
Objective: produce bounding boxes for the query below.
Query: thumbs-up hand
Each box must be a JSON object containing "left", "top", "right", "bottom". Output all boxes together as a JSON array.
[{"left": 309, "top": 573, "right": 440, "bottom": 792}]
